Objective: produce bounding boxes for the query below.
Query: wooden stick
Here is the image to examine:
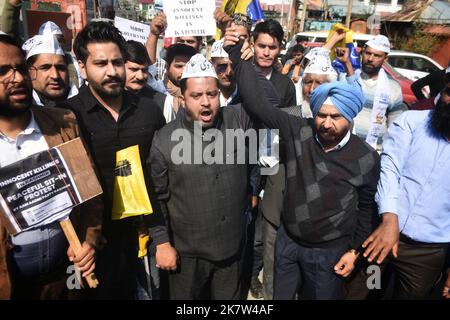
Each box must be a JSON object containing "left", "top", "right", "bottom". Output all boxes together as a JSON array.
[{"left": 59, "top": 219, "right": 99, "bottom": 289}]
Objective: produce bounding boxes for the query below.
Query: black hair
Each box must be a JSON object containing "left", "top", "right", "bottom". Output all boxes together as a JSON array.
[
  {"left": 0, "top": 34, "right": 24, "bottom": 55},
  {"left": 165, "top": 43, "right": 197, "bottom": 66},
  {"left": 73, "top": 21, "right": 126, "bottom": 63},
  {"left": 124, "top": 40, "right": 151, "bottom": 65},
  {"left": 291, "top": 44, "right": 305, "bottom": 54},
  {"left": 231, "top": 13, "right": 252, "bottom": 32},
  {"left": 295, "top": 35, "right": 308, "bottom": 43},
  {"left": 252, "top": 19, "right": 284, "bottom": 46}
]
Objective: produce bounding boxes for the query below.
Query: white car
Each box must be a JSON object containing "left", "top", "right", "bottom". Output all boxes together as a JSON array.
[{"left": 387, "top": 50, "right": 444, "bottom": 81}]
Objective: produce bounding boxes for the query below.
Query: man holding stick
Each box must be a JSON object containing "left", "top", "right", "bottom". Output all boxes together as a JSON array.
[{"left": 0, "top": 34, "right": 102, "bottom": 299}]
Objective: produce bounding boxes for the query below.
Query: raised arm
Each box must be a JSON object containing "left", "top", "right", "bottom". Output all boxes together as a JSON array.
[
  {"left": 223, "top": 29, "right": 293, "bottom": 140},
  {"left": 146, "top": 12, "right": 167, "bottom": 65}
]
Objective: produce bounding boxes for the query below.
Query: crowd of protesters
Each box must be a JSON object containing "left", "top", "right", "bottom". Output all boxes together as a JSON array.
[{"left": 0, "top": 1, "right": 449, "bottom": 300}]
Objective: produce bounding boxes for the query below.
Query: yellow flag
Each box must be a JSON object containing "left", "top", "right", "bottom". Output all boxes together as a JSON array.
[
  {"left": 111, "top": 145, "right": 153, "bottom": 220},
  {"left": 326, "top": 23, "right": 354, "bottom": 61}
]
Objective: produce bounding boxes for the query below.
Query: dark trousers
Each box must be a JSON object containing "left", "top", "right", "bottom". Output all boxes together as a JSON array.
[
  {"left": 273, "top": 225, "right": 346, "bottom": 300},
  {"left": 261, "top": 163, "right": 285, "bottom": 300},
  {"left": 95, "top": 221, "right": 157, "bottom": 300},
  {"left": 169, "top": 253, "right": 243, "bottom": 300},
  {"left": 243, "top": 205, "right": 264, "bottom": 280},
  {"left": 344, "top": 235, "right": 449, "bottom": 300},
  {"left": 262, "top": 216, "right": 278, "bottom": 300}
]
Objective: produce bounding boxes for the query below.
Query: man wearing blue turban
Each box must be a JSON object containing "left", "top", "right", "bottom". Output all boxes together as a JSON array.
[{"left": 225, "top": 38, "right": 380, "bottom": 300}]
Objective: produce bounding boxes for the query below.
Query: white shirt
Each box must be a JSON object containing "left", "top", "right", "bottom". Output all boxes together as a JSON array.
[
  {"left": 0, "top": 111, "right": 63, "bottom": 245},
  {"left": 219, "top": 87, "right": 238, "bottom": 107}
]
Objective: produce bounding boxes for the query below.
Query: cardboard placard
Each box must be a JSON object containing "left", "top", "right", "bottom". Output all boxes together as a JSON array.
[
  {"left": 0, "top": 138, "right": 102, "bottom": 235},
  {"left": 114, "top": 16, "right": 150, "bottom": 45},
  {"left": 164, "top": 0, "right": 216, "bottom": 37}
]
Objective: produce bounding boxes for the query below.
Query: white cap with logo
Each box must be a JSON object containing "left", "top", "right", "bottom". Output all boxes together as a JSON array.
[
  {"left": 303, "top": 48, "right": 338, "bottom": 80},
  {"left": 38, "top": 21, "right": 63, "bottom": 36},
  {"left": 22, "top": 34, "right": 64, "bottom": 60},
  {"left": 181, "top": 54, "right": 218, "bottom": 80},
  {"left": 366, "top": 35, "right": 391, "bottom": 54},
  {"left": 210, "top": 39, "right": 229, "bottom": 59}
]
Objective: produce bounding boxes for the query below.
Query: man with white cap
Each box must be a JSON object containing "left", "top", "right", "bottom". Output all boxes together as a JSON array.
[
  {"left": 38, "top": 21, "right": 83, "bottom": 88},
  {"left": 21, "top": 34, "right": 78, "bottom": 107},
  {"left": 338, "top": 34, "right": 404, "bottom": 152},
  {"left": 0, "top": 33, "right": 102, "bottom": 300},
  {"left": 225, "top": 37, "right": 380, "bottom": 299},
  {"left": 148, "top": 53, "right": 255, "bottom": 299}
]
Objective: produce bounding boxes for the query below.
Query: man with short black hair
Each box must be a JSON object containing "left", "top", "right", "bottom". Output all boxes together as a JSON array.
[
  {"left": 124, "top": 40, "right": 166, "bottom": 110},
  {"left": 60, "top": 21, "right": 168, "bottom": 300},
  {"left": 161, "top": 43, "right": 197, "bottom": 122}
]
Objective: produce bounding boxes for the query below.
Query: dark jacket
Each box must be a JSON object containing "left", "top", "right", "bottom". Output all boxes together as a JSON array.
[{"left": 148, "top": 106, "right": 253, "bottom": 261}]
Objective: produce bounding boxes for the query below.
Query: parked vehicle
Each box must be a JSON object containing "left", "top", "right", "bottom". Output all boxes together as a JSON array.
[
  {"left": 382, "top": 61, "right": 417, "bottom": 108},
  {"left": 387, "top": 50, "right": 444, "bottom": 81}
]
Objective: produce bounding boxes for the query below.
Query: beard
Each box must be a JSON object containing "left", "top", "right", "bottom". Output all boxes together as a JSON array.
[
  {"left": 0, "top": 101, "right": 31, "bottom": 117},
  {"left": 362, "top": 62, "right": 382, "bottom": 75},
  {"left": 0, "top": 88, "right": 32, "bottom": 118},
  {"left": 429, "top": 97, "right": 450, "bottom": 138},
  {"left": 90, "top": 77, "right": 124, "bottom": 99}
]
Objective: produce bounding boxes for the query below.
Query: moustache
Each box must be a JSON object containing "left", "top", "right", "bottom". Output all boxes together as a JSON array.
[
  {"left": 102, "top": 77, "right": 123, "bottom": 85},
  {"left": 131, "top": 79, "right": 146, "bottom": 85}
]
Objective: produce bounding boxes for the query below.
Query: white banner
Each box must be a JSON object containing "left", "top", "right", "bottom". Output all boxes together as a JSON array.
[
  {"left": 164, "top": 0, "right": 216, "bottom": 37},
  {"left": 114, "top": 16, "right": 150, "bottom": 44}
]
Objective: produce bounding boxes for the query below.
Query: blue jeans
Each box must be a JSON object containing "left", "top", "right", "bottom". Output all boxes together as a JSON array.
[
  {"left": 273, "top": 225, "right": 346, "bottom": 300},
  {"left": 10, "top": 230, "right": 68, "bottom": 279}
]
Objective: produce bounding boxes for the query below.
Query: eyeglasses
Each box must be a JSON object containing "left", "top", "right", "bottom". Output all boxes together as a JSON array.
[
  {"left": 215, "top": 63, "right": 232, "bottom": 73},
  {"left": 0, "top": 64, "right": 33, "bottom": 84}
]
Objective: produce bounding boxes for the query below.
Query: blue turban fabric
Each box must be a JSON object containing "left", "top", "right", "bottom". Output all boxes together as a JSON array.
[{"left": 310, "top": 82, "right": 365, "bottom": 122}]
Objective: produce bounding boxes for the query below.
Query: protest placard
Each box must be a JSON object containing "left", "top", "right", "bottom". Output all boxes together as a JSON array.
[
  {"left": 0, "top": 138, "right": 101, "bottom": 288},
  {"left": 0, "top": 138, "right": 102, "bottom": 235},
  {"left": 114, "top": 16, "right": 150, "bottom": 44},
  {"left": 164, "top": 0, "right": 216, "bottom": 37}
]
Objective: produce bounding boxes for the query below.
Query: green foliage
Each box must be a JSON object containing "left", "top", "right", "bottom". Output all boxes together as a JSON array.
[{"left": 397, "top": 22, "right": 439, "bottom": 55}]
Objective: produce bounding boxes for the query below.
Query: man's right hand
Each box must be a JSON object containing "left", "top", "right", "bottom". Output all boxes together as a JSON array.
[
  {"left": 214, "top": 8, "right": 231, "bottom": 32},
  {"left": 224, "top": 27, "right": 253, "bottom": 60},
  {"left": 362, "top": 212, "right": 399, "bottom": 264},
  {"left": 150, "top": 12, "right": 167, "bottom": 37},
  {"left": 156, "top": 242, "right": 178, "bottom": 271},
  {"left": 443, "top": 270, "right": 450, "bottom": 299}
]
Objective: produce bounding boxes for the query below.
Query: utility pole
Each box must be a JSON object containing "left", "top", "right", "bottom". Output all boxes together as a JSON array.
[
  {"left": 345, "top": 0, "right": 353, "bottom": 28},
  {"left": 281, "top": 0, "right": 285, "bottom": 29},
  {"left": 299, "top": 0, "right": 307, "bottom": 32}
]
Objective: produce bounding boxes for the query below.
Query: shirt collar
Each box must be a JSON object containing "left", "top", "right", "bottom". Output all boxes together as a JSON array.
[
  {"left": 315, "top": 130, "right": 351, "bottom": 152},
  {"left": 0, "top": 110, "right": 40, "bottom": 142},
  {"left": 220, "top": 86, "right": 239, "bottom": 107},
  {"left": 80, "top": 84, "right": 137, "bottom": 113}
]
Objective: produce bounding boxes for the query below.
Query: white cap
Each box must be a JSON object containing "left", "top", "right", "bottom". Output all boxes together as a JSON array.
[
  {"left": 366, "top": 35, "right": 390, "bottom": 54},
  {"left": 304, "top": 54, "right": 338, "bottom": 81},
  {"left": 210, "top": 39, "right": 229, "bottom": 59},
  {"left": 22, "top": 35, "right": 64, "bottom": 60},
  {"left": 181, "top": 54, "right": 218, "bottom": 80},
  {"left": 38, "top": 21, "right": 63, "bottom": 36}
]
